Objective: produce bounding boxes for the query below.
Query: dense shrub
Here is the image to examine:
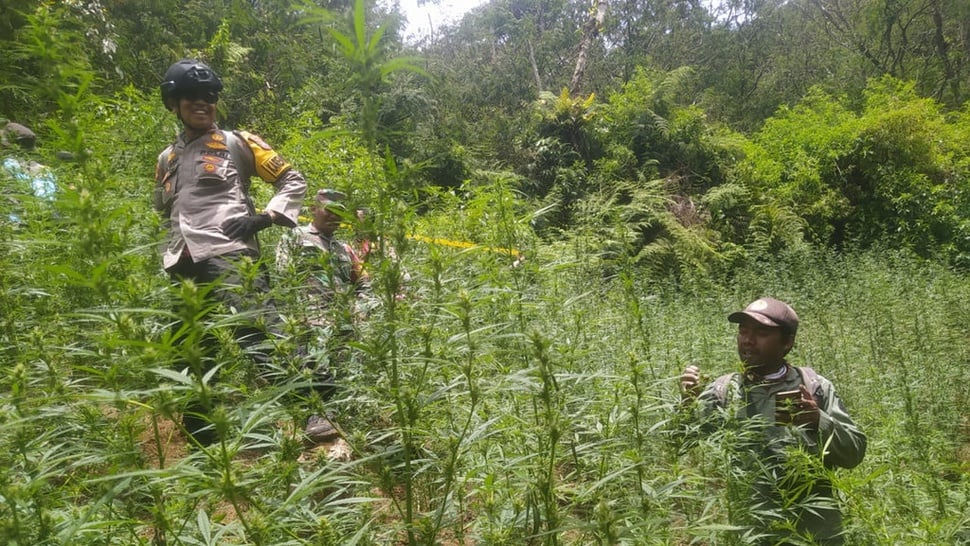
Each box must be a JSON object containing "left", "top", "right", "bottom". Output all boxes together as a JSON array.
[{"left": 736, "top": 77, "right": 970, "bottom": 265}]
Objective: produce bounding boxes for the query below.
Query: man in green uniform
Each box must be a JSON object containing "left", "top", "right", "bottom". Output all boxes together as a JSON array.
[
  {"left": 680, "top": 297, "right": 867, "bottom": 545},
  {"left": 277, "top": 189, "right": 369, "bottom": 329},
  {"left": 277, "top": 189, "right": 369, "bottom": 442}
]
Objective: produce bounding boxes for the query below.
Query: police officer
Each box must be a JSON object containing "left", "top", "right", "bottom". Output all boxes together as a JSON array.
[
  {"left": 154, "top": 59, "right": 307, "bottom": 445},
  {"left": 679, "top": 297, "right": 867, "bottom": 544}
]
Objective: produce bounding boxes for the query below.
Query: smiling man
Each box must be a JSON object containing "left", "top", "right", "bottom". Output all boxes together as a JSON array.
[
  {"left": 679, "top": 297, "right": 867, "bottom": 545},
  {"left": 153, "top": 59, "right": 310, "bottom": 445}
]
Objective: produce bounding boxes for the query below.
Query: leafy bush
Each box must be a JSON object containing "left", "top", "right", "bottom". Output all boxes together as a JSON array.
[{"left": 737, "top": 77, "right": 970, "bottom": 264}]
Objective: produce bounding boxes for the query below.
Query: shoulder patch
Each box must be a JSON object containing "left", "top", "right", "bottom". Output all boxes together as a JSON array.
[
  {"left": 236, "top": 130, "right": 291, "bottom": 181},
  {"left": 260, "top": 154, "right": 289, "bottom": 179}
]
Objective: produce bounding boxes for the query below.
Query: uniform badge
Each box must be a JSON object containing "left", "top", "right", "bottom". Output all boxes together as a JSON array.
[
  {"left": 207, "top": 132, "right": 228, "bottom": 150},
  {"left": 262, "top": 155, "right": 287, "bottom": 177}
]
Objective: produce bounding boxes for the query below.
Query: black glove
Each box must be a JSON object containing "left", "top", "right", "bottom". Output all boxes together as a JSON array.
[{"left": 221, "top": 213, "right": 273, "bottom": 240}]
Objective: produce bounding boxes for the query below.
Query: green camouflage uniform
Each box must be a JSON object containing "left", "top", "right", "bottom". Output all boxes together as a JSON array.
[
  {"left": 693, "top": 364, "right": 867, "bottom": 545},
  {"left": 277, "top": 224, "right": 368, "bottom": 333}
]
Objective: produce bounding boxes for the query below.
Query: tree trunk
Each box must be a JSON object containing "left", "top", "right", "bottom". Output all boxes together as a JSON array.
[
  {"left": 527, "top": 38, "right": 543, "bottom": 93},
  {"left": 570, "top": 0, "right": 608, "bottom": 95},
  {"left": 929, "top": 0, "right": 960, "bottom": 102}
]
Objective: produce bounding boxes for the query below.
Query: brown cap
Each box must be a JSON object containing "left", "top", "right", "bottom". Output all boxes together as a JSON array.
[
  {"left": 313, "top": 188, "right": 348, "bottom": 210},
  {"left": 728, "top": 297, "right": 799, "bottom": 335}
]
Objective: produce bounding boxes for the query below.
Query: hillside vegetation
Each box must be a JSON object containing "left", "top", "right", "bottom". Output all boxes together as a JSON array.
[{"left": 1, "top": 0, "right": 969, "bottom": 544}]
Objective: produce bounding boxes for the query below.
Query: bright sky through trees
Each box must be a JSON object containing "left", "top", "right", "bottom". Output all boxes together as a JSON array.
[{"left": 398, "top": 0, "right": 486, "bottom": 41}]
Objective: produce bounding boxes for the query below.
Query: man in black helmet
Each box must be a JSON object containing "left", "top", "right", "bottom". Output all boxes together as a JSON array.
[
  {"left": 155, "top": 59, "right": 304, "bottom": 265},
  {"left": 154, "top": 59, "right": 328, "bottom": 446}
]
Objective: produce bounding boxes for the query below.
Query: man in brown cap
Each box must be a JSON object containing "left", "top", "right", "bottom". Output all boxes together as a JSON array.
[
  {"left": 680, "top": 297, "right": 867, "bottom": 545},
  {"left": 277, "top": 189, "right": 369, "bottom": 321},
  {"left": 1, "top": 122, "right": 37, "bottom": 149}
]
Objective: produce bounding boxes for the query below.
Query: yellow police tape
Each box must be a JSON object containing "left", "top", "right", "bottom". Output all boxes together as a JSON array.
[
  {"left": 290, "top": 212, "right": 521, "bottom": 257},
  {"left": 408, "top": 233, "right": 521, "bottom": 258}
]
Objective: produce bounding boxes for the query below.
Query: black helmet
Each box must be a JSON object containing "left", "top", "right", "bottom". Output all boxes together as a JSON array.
[{"left": 160, "top": 59, "right": 223, "bottom": 108}]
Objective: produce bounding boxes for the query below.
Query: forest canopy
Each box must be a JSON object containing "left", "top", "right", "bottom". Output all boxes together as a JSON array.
[{"left": 2, "top": 0, "right": 969, "bottom": 273}]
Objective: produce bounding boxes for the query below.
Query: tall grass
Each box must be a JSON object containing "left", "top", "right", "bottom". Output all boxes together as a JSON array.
[{"left": 3, "top": 105, "right": 970, "bottom": 545}]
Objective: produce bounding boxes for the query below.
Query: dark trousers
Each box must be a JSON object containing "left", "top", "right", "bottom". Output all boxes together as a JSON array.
[
  {"left": 167, "top": 250, "right": 330, "bottom": 444},
  {"left": 168, "top": 249, "right": 278, "bottom": 369}
]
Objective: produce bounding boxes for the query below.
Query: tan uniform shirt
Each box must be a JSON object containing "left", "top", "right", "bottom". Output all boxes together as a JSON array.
[{"left": 153, "top": 127, "right": 304, "bottom": 269}]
